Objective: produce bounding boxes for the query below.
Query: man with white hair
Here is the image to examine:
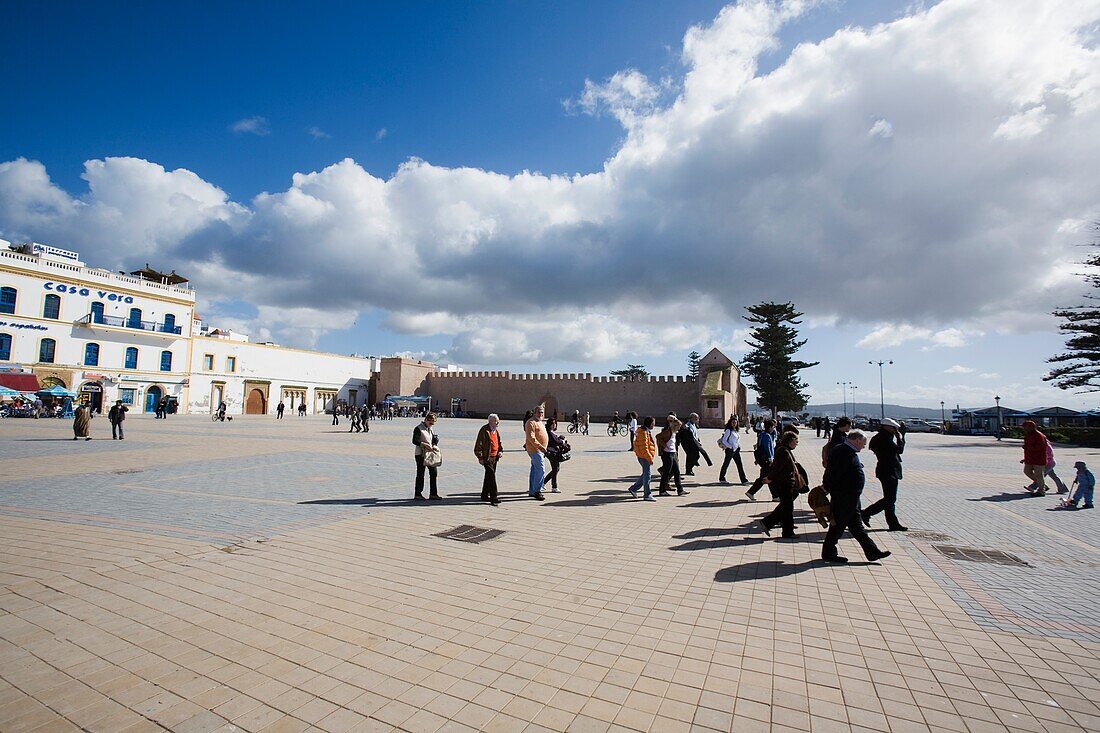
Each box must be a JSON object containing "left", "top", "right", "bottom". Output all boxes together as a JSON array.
[
  {"left": 474, "top": 414, "right": 504, "bottom": 505},
  {"left": 525, "top": 405, "right": 549, "bottom": 501},
  {"left": 821, "top": 430, "right": 891, "bottom": 564}
]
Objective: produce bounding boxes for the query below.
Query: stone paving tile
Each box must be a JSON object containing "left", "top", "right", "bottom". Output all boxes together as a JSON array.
[{"left": 0, "top": 415, "right": 1098, "bottom": 732}]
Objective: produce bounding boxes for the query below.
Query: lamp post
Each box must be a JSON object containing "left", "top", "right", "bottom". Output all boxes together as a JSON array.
[
  {"left": 836, "top": 381, "right": 851, "bottom": 416},
  {"left": 851, "top": 385, "right": 859, "bottom": 416},
  {"left": 869, "top": 360, "right": 893, "bottom": 419},
  {"left": 940, "top": 400, "right": 946, "bottom": 432},
  {"left": 995, "top": 395, "right": 1002, "bottom": 440}
]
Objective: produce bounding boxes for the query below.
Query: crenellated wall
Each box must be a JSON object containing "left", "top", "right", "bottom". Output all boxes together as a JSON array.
[{"left": 426, "top": 370, "right": 700, "bottom": 421}]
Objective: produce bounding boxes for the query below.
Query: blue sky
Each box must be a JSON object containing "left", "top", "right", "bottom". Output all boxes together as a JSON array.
[{"left": 1, "top": 1, "right": 1098, "bottom": 410}]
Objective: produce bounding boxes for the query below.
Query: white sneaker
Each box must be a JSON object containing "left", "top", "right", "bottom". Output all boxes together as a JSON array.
[{"left": 551, "top": 487, "right": 561, "bottom": 493}]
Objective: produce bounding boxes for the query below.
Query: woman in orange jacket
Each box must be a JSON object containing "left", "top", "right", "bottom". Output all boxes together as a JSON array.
[{"left": 628, "top": 416, "right": 658, "bottom": 501}]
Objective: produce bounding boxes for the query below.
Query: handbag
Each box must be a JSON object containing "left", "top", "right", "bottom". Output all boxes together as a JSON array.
[{"left": 423, "top": 448, "right": 443, "bottom": 468}]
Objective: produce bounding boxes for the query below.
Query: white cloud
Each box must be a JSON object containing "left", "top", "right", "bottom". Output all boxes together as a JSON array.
[
  {"left": 307, "top": 126, "right": 331, "bottom": 140},
  {"left": 229, "top": 116, "right": 271, "bottom": 136},
  {"left": 3, "top": 0, "right": 1100, "bottom": 359},
  {"left": 979, "top": 371, "right": 1000, "bottom": 380},
  {"left": 944, "top": 364, "right": 975, "bottom": 373},
  {"left": 868, "top": 118, "right": 894, "bottom": 139},
  {"left": 375, "top": 128, "right": 388, "bottom": 141}
]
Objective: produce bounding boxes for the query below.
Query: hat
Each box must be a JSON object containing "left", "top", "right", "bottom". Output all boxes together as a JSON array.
[
  {"left": 1075, "top": 461, "right": 1087, "bottom": 469},
  {"left": 881, "top": 418, "right": 900, "bottom": 428}
]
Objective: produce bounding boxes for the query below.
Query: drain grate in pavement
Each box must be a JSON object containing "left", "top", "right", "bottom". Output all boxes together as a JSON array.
[
  {"left": 933, "top": 545, "right": 1030, "bottom": 567},
  {"left": 434, "top": 525, "right": 505, "bottom": 544},
  {"left": 908, "top": 530, "right": 954, "bottom": 542}
]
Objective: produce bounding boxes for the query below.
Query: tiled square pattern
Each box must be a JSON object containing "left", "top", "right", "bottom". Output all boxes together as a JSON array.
[{"left": 1, "top": 414, "right": 1098, "bottom": 732}]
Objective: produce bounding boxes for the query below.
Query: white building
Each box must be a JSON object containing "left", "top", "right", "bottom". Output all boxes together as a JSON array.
[
  {"left": 0, "top": 242, "right": 194, "bottom": 413},
  {"left": 1, "top": 240, "right": 383, "bottom": 415},
  {"left": 188, "top": 327, "right": 378, "bottom": 416}
]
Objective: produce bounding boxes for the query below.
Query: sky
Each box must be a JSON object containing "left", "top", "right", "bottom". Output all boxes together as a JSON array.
[{"left": 1, "top": 0, "right": 1098, "bottom": 411}]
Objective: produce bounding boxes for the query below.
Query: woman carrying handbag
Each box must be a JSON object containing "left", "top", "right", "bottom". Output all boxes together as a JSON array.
[
  {"left": 413, "top": 412, "right": 442, "bottom": 501},
  {"left": 543, "top": 417, "right": 570, "bottom": 493}
]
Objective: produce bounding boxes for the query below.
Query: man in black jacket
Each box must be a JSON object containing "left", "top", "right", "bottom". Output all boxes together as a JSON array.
[
  {"left": 678, "top": 413, "right": 711, "bottom": 476},
  {"left": 108, "top": 400, "right": 128, "bottom": 440},
  {"left": 821, "top": 430, "right": 891, "bottom": 564},
  {"left": 862, "top": 418, "right": 908, "bottom": 531}
]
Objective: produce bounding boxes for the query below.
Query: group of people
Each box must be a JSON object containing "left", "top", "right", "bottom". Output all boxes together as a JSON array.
[
  {"left": 1020, "top": 420, "right": 1094, "bottom": 509},
  {"left": 274, "top": 401, "right": 308, "bottom": 418}
]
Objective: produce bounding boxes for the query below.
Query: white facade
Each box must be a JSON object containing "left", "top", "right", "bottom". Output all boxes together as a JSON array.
[
  {"left": 0, "top": 245, "right": 195, "bottom": 413},
  {"left": 188, "top": 336, "right": 375, "bottom": 416}
]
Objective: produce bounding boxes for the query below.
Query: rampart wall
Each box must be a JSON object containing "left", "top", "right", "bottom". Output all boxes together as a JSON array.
[{"left": 426, "top": 371, "right": 699, "bottom": 420}]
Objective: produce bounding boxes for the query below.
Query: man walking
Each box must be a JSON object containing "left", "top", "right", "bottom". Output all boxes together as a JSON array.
[
  {"left": 821, "top": 430, "right": 891, "bottom": 564},
  {"left": 331, "top": 403, "right": 340, "bottom": 426},
  {"left": 679, "top": 413, "right": 712, "bottom": 476},
  {"left": 276, "top": 401, "right": 285, "bottom": 419},
  {"left": 474, "top": 414, "right": 503, "bottom": 505},
  {"left": 746, "top": 419, "right": 777, "bottom": 500},
  {"left": 525, "top": 405, "right": 548, "bottom": 501},
  {"left": 863, "top": 418, "right": 908, "bottom": 531},
  {"left": 108, "top": 399, "right": 128, "bottom": 440}
]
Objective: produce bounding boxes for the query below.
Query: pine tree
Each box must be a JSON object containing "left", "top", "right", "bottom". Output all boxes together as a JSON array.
[
  {"left": 1045, "top": 237, "right": 1100, "bottom": 392},
  {"left": 687, "top": 350, "right": 702, "bottom": 381},
  {"left": 739, "top": 302, "right": 819, "bottom": 417},
  {"left": 610, "top": 364, "right": 649, "bottom": 381}
]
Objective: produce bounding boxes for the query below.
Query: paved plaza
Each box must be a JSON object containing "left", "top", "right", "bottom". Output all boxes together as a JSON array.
[{"left": 1, "top": 414, "right": 1098, "bottom": 733}]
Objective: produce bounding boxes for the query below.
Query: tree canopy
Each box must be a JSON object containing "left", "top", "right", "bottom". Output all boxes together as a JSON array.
[
  {"left": 1045, "top": 235, "right": 1100, "bottom": 392},
  {"left": 687, "top": 350, "right": 702, "bottom": 381},
  {"left": 610, "top": 364, "right": 649, "bottom": 381},
  {"left": 739, "top": 302, "right": 819, "bottom": 416}
]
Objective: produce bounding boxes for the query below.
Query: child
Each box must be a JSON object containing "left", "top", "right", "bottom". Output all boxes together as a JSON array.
[{"left": 1061, "top": 461, "right": 1095, "bottom": 510}]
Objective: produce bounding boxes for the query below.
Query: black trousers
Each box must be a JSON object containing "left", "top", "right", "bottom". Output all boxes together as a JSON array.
[
  {"left": 720, "top": 448, "right": 748, "bottom": 482},
  {"left": 658, "top": 452, "right": 683, "bottom": 493},
  {"left": 747, "top": 458, "right": 772, "bottom": 497},
  {"left": 762, "top": 491, "right": 795, "bottom": 535},
  {"left": 823, "top": 495, "right": 881, "bottom": 559},
  {"left": 481, "top": 457, "right": 499, "bottom": 502},
  {"left": 111, "top": 420, "right": 124, "bottom": 439},
  {"left": 543, "top": 456, "right": 562, "bottom": 489},
  {"left": 415, "top": 455, "right": 439, "bottom": 497},
  {"left": 684, "top": 447, "right": 700, "bottom": 474},
  {"left": 864, "top": 476, "right": 902, "bottom": 528},
  {"left": 332, "top": 413, "right": 339, "bottom": 425}
]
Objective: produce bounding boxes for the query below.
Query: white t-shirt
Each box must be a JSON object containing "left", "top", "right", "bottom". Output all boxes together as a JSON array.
[
  {"left": 720, "top": 428, "right": 741, "bottom": 450},
  {"left": 628, "top": 417, "right": 638, "bottom": 431}
]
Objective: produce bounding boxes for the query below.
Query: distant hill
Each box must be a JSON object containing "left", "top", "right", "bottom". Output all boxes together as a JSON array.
[{"left": 752, "top": 402, "right": 947, "bottom": 421}]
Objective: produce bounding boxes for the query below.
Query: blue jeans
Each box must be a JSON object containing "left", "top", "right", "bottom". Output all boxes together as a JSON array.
[
  {"left": 529, "top": 451, "right": 545, "bottom": 495},
  {"left": 629, "top": 458, "right": 652, "bottom": 498}
]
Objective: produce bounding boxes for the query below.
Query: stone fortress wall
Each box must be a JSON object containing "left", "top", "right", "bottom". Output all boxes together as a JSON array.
[{"left": 425, "top": 370, "right": 700, "bottom": 422}]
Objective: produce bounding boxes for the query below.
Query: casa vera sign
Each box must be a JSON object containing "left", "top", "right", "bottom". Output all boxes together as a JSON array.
[{"left": 43, "top": 281, "right": 135, "bottom": 303}]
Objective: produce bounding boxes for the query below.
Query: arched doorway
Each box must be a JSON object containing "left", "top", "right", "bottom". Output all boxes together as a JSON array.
[
  {"left": 40, "top": 376, "right": 67, "bottom": 389},
  {"left": 80, "top": 381, "right": 103, "bottom": 413},
  {"left": 245, "top": 388, "right": 266, "bottom": 415},
  {"left": 145, "top": 385, "right": 163, "bottom": 414},
  {"left": 538, "top": 393, "right": 559, "bottom": 421}
]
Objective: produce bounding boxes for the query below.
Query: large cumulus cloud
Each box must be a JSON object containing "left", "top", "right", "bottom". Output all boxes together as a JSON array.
[{"left": 2, "top": 0, "right": 1099, "bottom": 359}]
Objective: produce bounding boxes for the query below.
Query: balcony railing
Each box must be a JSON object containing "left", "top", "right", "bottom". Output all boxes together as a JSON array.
[{"left": 76, "top": 313, "right": 183, "bottom": 335}]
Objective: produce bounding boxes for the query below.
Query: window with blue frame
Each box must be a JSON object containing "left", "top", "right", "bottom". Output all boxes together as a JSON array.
[
  {"left": 160, "top": 350, "right": 172, "bottom": 371},
  {"left": 128, "top": 307, "right": 143, "bottom": 328},
  {"left": 119, "top": 388, "right": 136, "bottom": 405},
  {"left": 43, "top": 294, "right": 61, "bottom": 319},
  {"left": 0, "top": 333, "right": 11, "bottom": 361},
  {"left": 163, "top": 313, "right": 176, "bottom": 333},
  {"left": 91, "top": 301, "right": 105, "bottom": 323},
  {"left": 84, "top": 343, "right": 100, "bottom": 367},
  {"left": 124, "top": 347, "right": 138, "bottom": 369},
  {"left": 0, "top": 287, "right": 16, "bottom": 315},
  {"left": 39, "top": 338, "right": 55, "bottom": 363}
]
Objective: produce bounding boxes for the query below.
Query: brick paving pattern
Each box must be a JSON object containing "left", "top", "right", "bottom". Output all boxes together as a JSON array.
[{"left": 0, "top": 414, "right": 1098, "bottom": 732}]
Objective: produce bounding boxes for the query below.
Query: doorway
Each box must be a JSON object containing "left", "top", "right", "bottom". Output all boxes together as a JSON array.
[
  {"left": 80, "top": 382, "right": 103, "bottom": 413},
  {"left": 245, "top": 388, "right": 267, "bottom": 415},
  {"left": 145, "top": 385, "right": 163, "bottom": 413}
]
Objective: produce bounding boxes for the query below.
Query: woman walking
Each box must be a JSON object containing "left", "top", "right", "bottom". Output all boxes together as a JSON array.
[
  {"left": 72, "top": 402, "right": 92, "bottom": 441},
  {"left": 656, "top": 415, "right": 688, "bottom": 497},
  {"left": 543, "top": 417, "right": 569, "bottom": 493},
  {"left": 759, "top": 432, "right": 802, "bottom": 538},
  {"left": 862, "top": 418, "right": 908, "bottom": 531},
  {"left": 718, "top": 416, "right": 748, "bottom": 484},
  {"left": 628, "top": 416, "right": 657, "bottom": 501},
  {"left": 413, "top": 412, "right": 441, "bottom": 501}
]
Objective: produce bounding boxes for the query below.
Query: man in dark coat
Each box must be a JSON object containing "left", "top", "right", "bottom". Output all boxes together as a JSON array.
[
  {"left": 108, "top": 400, "right": 128, "bottom": 440},
  {"left": 821, "top": 430, "right": 891, "bottom": 564},
  {"left": 862, "top": 418, "right": 907, "bottom": 531},
  {"left": 677, "top": 413, "right": 711, "bottom": 476}
]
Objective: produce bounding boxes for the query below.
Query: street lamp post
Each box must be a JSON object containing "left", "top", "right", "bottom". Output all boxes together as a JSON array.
[
  {"left": 836, "top": 381, "right": 851, "bottom": 416},
  {"left": 995, "top": 395, "right": 1002, "bottom": 440},
  {"left": 869, "top": 360, "right": 893, "bottom": 419},
  {"left": 851, "top": 386, "right": 859, "bottom": 416},
  {"left": 940, "top": 400, "right": 946, "bottom": 432}
]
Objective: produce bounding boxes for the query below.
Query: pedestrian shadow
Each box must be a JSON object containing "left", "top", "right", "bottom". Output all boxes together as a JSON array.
[
  {"left": 714, "top": 560, "right": 819, "bottom": 583},
  {"left": 671, "top": 524, "right": 827, "bottom": 551},
  {"left": 298, "top": 492, "right": 534, "bottom": 507},
  {"left": 543, "top": 493, "right": 630, "bottom": 507},
  {"left": 589, "top": 476, "right": 644, "bottom": 483},
  {"left": 968, "top": 492, "right": 1036, "bottom": 502},
  {"left": 679, "top": 498, "right": 752, "bottom": 508}
]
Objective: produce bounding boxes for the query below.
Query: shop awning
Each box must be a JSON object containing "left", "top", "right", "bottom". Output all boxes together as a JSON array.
[{"left": 0, "top": 373, "right": 40, "bottom": 392}]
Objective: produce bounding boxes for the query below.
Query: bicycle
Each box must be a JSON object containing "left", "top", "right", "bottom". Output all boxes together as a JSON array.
[
  {"left": 607, "top": 422, "right": 626, "bottom": 437},
  {"left": 211, "top": 412, "right": 226, "bottom": 422},
  {"left": 568, "top": 421, "right": 580, "bottom": 434}
]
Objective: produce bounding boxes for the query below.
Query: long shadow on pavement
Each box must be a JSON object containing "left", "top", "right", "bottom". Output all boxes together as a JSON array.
[
  {"left": 714, "top": 558, "right": 878, "bottom": 582},
  {"left": 968, "top": 492, "right": 1038, "bottom": 502}
]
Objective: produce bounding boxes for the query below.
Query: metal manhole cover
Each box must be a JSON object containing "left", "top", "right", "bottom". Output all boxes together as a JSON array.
[
  {"left": 933, "top": 545, "right": 1030, "bottom": 567},
  {"left": 908, "top": 530, "right": 954, "bottom": 542},
  {"left": 434, "top": 525, "right": 505, "bottom": 544}
]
